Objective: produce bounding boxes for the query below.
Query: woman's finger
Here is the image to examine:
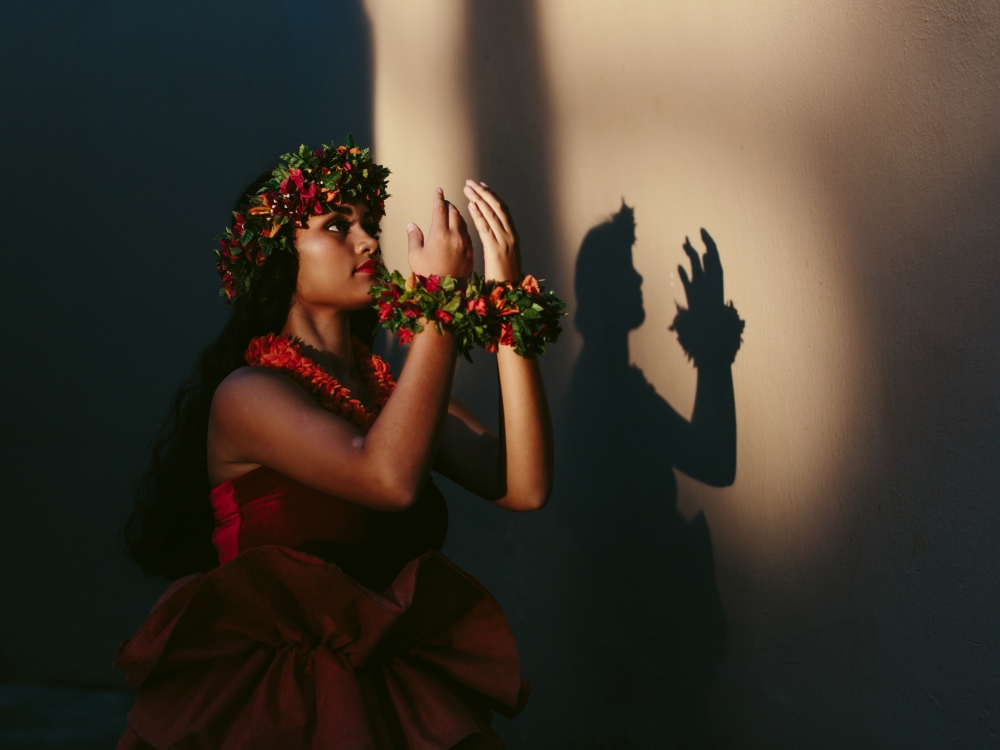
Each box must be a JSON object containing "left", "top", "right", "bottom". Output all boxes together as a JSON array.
[
  {"left": 460, "top": 221, "right": 474, "bottom": 255},
  {"left": 430, "top": 188, "right": 446, "bottom": 231},
  {"left": 465, "top": 189, "right": 506, "bottom": 246},
  {"left": 465, "top": 180, "right": 513, "bottom": 237},
  {"left": 406, "top": 222, "right": 424, "bottom": 254},
  {"left": 467, "top": 200, "right": 497, "bottom": 243},
  {"left": 447, "top": 201, "right": 464, "bottom": 231}
]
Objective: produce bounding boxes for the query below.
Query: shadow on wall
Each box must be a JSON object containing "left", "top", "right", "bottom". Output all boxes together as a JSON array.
[
  {"left": 463, "top": 0, "right": 558, "bottom": 285},
  {"left": 525, "top": 204, "right": 738, "bottom": 749}
]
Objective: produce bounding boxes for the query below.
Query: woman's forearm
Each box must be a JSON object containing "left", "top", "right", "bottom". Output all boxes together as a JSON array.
[
  {"left": 492, "top": 347, "right": 554, "bottom": 511},
  {"left": 363, "top": 326, "right": 458, "bottom": 506},
  {"left": 459, "top": 179, "right": 554, "bottom": 509}
]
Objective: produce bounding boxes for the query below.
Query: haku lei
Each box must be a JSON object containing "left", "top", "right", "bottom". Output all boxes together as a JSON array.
[
  {"left": 245, "top": 333, "right": 396, "bottom": 432},
  {"left": 370, "top": 267, "right": 566, "bottom": 359},
  {"left": 216, "top": 135, "right": 390, "bottom": 304}
]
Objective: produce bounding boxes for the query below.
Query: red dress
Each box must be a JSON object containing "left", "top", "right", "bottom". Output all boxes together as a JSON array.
[{"left": 114, "top": 462, "right": 529, "bottom": 748}]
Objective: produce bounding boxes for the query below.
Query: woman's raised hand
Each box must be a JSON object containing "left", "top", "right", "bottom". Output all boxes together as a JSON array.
[
  {"left": 463, "top": 180, "right": 522, "bottom": 282},
  {"left": 406, "top": 188, "right": 474, "bottom": 281}
]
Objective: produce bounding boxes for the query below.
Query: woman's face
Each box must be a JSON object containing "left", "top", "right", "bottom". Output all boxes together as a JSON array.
[{"left": 293, "top": 200, "right": 382, "bottom": 310}]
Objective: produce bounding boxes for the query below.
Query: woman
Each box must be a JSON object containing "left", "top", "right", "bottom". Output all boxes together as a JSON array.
[{"left": 117, "top": 139, "right": 557, "bottom": 749}]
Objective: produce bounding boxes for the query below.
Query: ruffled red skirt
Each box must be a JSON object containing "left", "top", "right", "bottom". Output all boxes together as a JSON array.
[{"left": 114, "top": 546, "right": 529, "bottom": 749}]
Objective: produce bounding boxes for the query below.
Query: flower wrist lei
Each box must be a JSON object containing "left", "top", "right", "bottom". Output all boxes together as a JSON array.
[{"left": 370, "top": 267, "right": 566, "bottom": 359}]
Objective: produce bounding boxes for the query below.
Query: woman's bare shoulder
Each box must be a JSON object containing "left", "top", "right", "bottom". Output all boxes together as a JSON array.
[{"left": 212, "top": 366, "right": 313, "bottom": 424}]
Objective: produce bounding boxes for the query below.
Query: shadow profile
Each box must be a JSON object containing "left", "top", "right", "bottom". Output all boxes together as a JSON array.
[{"left": 531, "top": 203, "right": 738, "bottom": 749}]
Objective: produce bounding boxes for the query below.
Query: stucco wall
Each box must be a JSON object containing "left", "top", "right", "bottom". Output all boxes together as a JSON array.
[
  {"left": 369, "top": 1, "right": 1000, "bottom": 746},
  {"left": 1, "top": 1, "right": 996, "bottom": 747}
]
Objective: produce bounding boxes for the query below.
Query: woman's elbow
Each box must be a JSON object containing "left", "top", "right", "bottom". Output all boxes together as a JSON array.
[
  {"left": 369, "top": 472, "right": 424, "bottom": 512},
  {"left": 502, "top": 481, "right": 553, "bottom": 512},
  {"left": 524, "top": 489, "right": 552, "bottom": 511}
]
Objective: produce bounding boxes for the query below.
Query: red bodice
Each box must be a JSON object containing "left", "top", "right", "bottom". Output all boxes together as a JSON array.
[{"left": 210, "top": 465, "right": 449, "bottom": 592}]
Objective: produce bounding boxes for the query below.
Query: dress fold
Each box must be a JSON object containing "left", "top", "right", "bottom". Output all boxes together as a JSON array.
[{"left": 115, "top": 546, "right": 526, "bottom": 749}]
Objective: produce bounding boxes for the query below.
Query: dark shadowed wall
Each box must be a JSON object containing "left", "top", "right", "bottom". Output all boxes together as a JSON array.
[{"left": 0, "top": 0, "right": 373, "bottom": 686}]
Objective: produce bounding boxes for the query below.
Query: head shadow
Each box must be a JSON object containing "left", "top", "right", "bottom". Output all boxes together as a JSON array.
[{"left": 574, "top": 201, "right": 645, "bottom": 343}]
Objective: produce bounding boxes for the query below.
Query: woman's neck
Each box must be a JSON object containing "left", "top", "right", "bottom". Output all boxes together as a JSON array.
[{"left": 281, "top": 303, "right": 356, "bottom": 382}]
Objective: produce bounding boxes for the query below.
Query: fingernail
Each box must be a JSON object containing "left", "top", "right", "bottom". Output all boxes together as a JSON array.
[
  {"left": 406, "top": 222, "right": 416, "bottom": 232},
  {"left": 436, "top": 187, "right": 443, "bottom": 194},
  {"left": 479, "top": 181, "right": 488, "bottom": 187}
]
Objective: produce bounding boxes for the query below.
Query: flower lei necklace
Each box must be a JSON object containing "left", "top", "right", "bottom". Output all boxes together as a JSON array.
[{"left": 244, "top": 333, "right": 396, "bottom": 433}]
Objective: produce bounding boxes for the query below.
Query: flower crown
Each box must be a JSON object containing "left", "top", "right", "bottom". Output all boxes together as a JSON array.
[{"left": 215, "top": 136, "right": 390, "bottom": 303}]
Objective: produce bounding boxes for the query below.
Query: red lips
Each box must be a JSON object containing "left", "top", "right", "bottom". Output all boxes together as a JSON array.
[{"left": 355, "top": 259, "right": 378, "bottom": 274}]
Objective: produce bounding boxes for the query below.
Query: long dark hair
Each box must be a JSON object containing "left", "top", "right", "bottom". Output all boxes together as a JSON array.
[{"left": 123, "top": 172, "right": 378, "bottom": 581}]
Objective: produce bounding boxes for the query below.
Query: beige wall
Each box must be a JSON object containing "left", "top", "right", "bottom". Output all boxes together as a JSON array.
[{"left": 368, "top": 1, "right": 1000, "bottom": 746}]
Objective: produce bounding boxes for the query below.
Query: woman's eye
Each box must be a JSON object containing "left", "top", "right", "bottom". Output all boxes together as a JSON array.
[
  {"left": 326, "top": 220, "right": 350, "bottom": 233},
  {"left": 364, "top": 224, "right": 381, "bottom": 237}
]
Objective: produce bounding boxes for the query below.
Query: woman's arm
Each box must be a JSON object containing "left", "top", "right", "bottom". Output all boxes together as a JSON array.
[
  {"left": 431, "top": 181, "right": 554, "bottom": 511},
  {"left": 208, "top": 190, "right": 474, "bottom": 511}
]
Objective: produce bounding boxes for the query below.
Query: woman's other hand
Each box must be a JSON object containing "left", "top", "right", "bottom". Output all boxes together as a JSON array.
[
  {"left": 406, "top": 188, "right": 474, "bottom": 281},
  {"left": 463, "top": 180, "right": 522, "bottom": 282}
]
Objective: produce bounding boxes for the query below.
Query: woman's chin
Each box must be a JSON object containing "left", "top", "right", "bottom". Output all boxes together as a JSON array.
[{"left": 294, "top": 293, "right": 376, "bottom": 313}]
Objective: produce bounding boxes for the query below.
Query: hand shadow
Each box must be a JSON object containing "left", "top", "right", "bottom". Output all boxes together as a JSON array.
[{"left": 528, "top": 203, "right": 737, "bottom": 749}]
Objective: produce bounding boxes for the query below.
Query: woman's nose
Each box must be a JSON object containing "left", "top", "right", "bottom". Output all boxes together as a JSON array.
[{"left": 358, "top": 234, "right": 379, "bottom": 253}]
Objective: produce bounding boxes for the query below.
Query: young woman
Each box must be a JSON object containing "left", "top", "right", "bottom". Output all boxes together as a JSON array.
[{"left": 117, "top": 140, "right": 557, "bottom": 749}]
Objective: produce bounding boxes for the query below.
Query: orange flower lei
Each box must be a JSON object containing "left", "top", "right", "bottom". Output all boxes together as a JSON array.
[{"left": 244, "top": 333, "right": 396, "bottom": 433}]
